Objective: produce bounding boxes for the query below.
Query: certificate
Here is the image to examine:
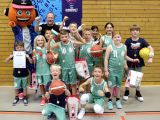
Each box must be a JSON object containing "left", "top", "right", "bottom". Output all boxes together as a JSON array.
[{"left": 13, "top": 51, "right": 26, "bottom": 68}]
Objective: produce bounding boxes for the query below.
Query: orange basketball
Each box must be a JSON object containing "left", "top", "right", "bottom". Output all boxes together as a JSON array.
[
  {"left": 90, "top": 45, "right": 103, "bottom": 58},
  {"left": 49, "top": 80, "right": 65, "bottom": 95},
  {"left": 46, "top": 51, "right": 56, "bottom": 64}
]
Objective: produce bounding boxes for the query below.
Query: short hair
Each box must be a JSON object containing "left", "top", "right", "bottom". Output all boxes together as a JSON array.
[
  {"left": 93, "top": 65, "right": 104, "bottom": 73},
  {"left": 14, "top": 41, "right": 24, "bottom": 47},
  {"left": 69, "top": 22, "right": 78, "bottom": 28},
  {"left": 91, "top": 25, "right": 99, "bottom": 31},
  {"left": 130, "top": 24, "right": 140, "bottom": 31},
  {"left": 104, "top": 22, "right": 114, "bottom": 29},
  {"left": 113, "top": 31, "right": 121, "bottom": 38},
  {"left": 50, "top": 64, "right": 61, "bottom": 71},
  {"left": 60, "top": 30, "right": 69, "bottom": 35}
]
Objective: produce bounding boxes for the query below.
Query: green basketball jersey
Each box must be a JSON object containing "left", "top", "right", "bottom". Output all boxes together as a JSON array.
[
  {"left": 90, "top": 77, "right": 107, "bottom": 98},
  {"left": 102, "top": 35, "right": 112, "bottom": 48},
  {"left": 58, "top": 41, "right": 75, "bottom": 69},
  {"left": 108, "top": 43, "right": 126, "bottom": 72},
  {"left": 35, "top": 47, "right": 50, "bottom": 76},
  {"left": 79, "top": 40, "right": 94, "bottom": 66}
]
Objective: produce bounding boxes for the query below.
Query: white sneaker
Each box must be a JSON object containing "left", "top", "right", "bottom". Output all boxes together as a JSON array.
[
  {"left": 123, "top": 96, "right": 128, "bottom": 101},
  {"left": 77, "top": 109, "right": 85, "bottom": 120},
  {"left": 137, "top": 96, "right": 144, "bottom": 102}
]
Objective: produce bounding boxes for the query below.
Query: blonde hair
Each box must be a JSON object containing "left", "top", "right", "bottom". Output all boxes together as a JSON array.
[
  {"left": 50, "top": 64, "right": 61, "bottom": 71},
  {"left": 34, "top": 35, "right": 46, "bottom": 48},
  {"left": 112, "top": 31, "right": 121, "bottom": 38}
]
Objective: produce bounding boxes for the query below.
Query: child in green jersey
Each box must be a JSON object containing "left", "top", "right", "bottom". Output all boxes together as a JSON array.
[
  {"left": 33, "top": 35, "right": 51, "bottom": 106},
  {"left": 49, "top": 30, "right": 85, "bottom": 95},
  {"left": 77, "top": 65, "right": 110, "bottom": 120}
]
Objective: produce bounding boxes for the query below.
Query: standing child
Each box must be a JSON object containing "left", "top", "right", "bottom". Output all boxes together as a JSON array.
[
  {"left": 50, "top": 30, "right": 86, "bottom": 95},
  {"left": 33, "top": 35, "right": 51, "bottom": 105},
  {"left": 5, "top": 41, "right": 33, "bottom": 106},
  {"left": 42, "top": 64, "right": 70, "bottom": 120},
  {"left": 123, "top": 24, "right": 154, "bottom": 102},
  {"left": 91, "top": 25, "right": 102, "bottom": 65},
  {"left": 77, "top": 65, "right": 111, "bottom": 120},
  {"left": 104, "top": 32, "right": 128, "bottom": 109},
  {"left": 79, "top": 28, "right": 94, "bottom": 76}
]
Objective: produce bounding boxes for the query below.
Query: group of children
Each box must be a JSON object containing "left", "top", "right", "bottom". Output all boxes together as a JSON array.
[{"left": 6, "top": 15, "right": 154, "bottom": 120}]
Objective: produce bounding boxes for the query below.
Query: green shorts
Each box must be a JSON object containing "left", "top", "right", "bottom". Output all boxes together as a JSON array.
[
  {"left": 42, "top": 103, "right": 66, "bottom": 120},
  {"left": 61, "top": 68, "right": 77, "bottom": 85},
  {"left": 108, "top": 71, "right": 123, "bottom": 88},
  {"left": 37, "top": 75, "right": 51, "bottom": 85},
  {"left": 89, "top": 93, "right": 105, "bottom": 107},
  {"left": 14, "top": 77, "right": 28, "bottom": 89}
]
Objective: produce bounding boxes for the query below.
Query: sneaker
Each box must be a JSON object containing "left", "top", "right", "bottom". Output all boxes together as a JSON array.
[
  {"left": 107, "top": 101, "right": 113, "bottom": 110},
  {"left": 23, "top": 97, "right": 28, "bottom": 106},
  {"left": 77, "top": 108, "right": 85, "bottom": 120},
  {"left": 116, "top": 100, "right": 122, "bottom": 109},
  {"left": 136, "top": 91, "right": 144, "bottom": 102},
  {"left": 40, "top": 97, "right": 46, "bottom": 106},
  {"left": 12, "top": 96, "right": 19, "bottom": 106},
  {"left": 18, "top": 92, "right": 24, "bottom": 100},
  {"left": 123, "top": 90, "right": 129, "bottom": 101}
]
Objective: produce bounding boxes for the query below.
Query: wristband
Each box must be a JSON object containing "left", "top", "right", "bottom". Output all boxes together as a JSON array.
[{"left": 105, "top": 92, "right": 111, "bottom": 98}]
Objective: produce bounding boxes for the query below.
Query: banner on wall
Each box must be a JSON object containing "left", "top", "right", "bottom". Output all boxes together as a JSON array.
[
  {"left": 32, "top": 0, "right": 62, "bottom": 23},
  {"left": 32, "top": 0, "right": 82, "bottom": 27},
  {"left": 62, "top": 0, "right": 82, "bottom": 26}
]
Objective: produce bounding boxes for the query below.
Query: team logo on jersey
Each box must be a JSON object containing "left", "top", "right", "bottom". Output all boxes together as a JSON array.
[{"left": 69, "top": 47, "right": 73, "bottom": 53}]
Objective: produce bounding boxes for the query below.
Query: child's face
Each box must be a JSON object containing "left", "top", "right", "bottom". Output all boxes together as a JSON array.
[
  {"left": 45, "top": 30, "right": 52, "bottom": 40},
  {"left": 92, "top": 28, "right": 98, "bottom": 38},
  {"left": 131, "top": 29, "right": 140, "bottom": 38},
  {"left": 83, "top": 31, "right": 91, "bottom": 42},
  {"left": 105, "top": 24, "right": 114, "bottom": 35},
  {"left": 51, "top": 67, "right": 61, "bottom": 80},
  {"left": 92, "top": 67, "right": 103, "bottom": 79},
  {"left": 69, "top": 24, "right": 77, "bottom": 33},
  {"left": 37, "top": 37, "right": 45, "bottom": 47},
  {"left": 113, "top": 34, "right": 122, "bottom": 44},
  {"left": 15, "top": 45, "right": 24, "bottom": 51},
  {"left": 60, "top": 34, "right": 69, "bottom": 44}
]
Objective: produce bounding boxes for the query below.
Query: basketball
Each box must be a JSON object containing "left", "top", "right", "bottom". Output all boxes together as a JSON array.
[
  {"left": 139, "top": 47, "right": 150, "bottom": 59},
  {"left": 90, "top": 45, "right": 103, "bottom": 58},
  {"left": 46, "top": 51, "right": 56, "bottom": 64},
  {"left": 49, "top": 80, "right": 65, "bottom": 95}
]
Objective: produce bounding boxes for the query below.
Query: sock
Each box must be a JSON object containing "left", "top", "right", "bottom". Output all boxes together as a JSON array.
[
  {"left": 124, "top": 90, "right": 129, "bottom": 96},
  {"left": 136, "top": 90, "right": 142, "bottom": 97},
  {"left": 108, "top": 99, "right": 112, "bottom": 102},
  {"left": 116, "top": 98, "right": 120, "bottom": 101}
]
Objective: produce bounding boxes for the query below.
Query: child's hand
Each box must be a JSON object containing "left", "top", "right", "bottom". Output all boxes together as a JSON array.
[
  {"left": 63, "top": 16, "right": 69, "bottom": 22},
  {"left": 79, "top": 87, "right": 85, "bottom": 93},
  {"left": 98, "top": 90, "right": 105, "bottom": 97},
  {"left": 133, "top": 58, "right": 140, "bottom": 63},
  {"left": 65, "top": 89, "right": 71, "bottom": 96}
]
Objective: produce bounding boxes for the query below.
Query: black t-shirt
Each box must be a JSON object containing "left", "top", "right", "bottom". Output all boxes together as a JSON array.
[
  {"left": 46, "top": 81, "right": 66, "bottom": 108},
  {"left": 40, "top": 24, "right": 60, "bottom": 36},
  {"left": 13, "top": 59, "right": 29, "bottom": 77},
  {"left": 125, "top": 37, "right": 149, "bottom": 67}
]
